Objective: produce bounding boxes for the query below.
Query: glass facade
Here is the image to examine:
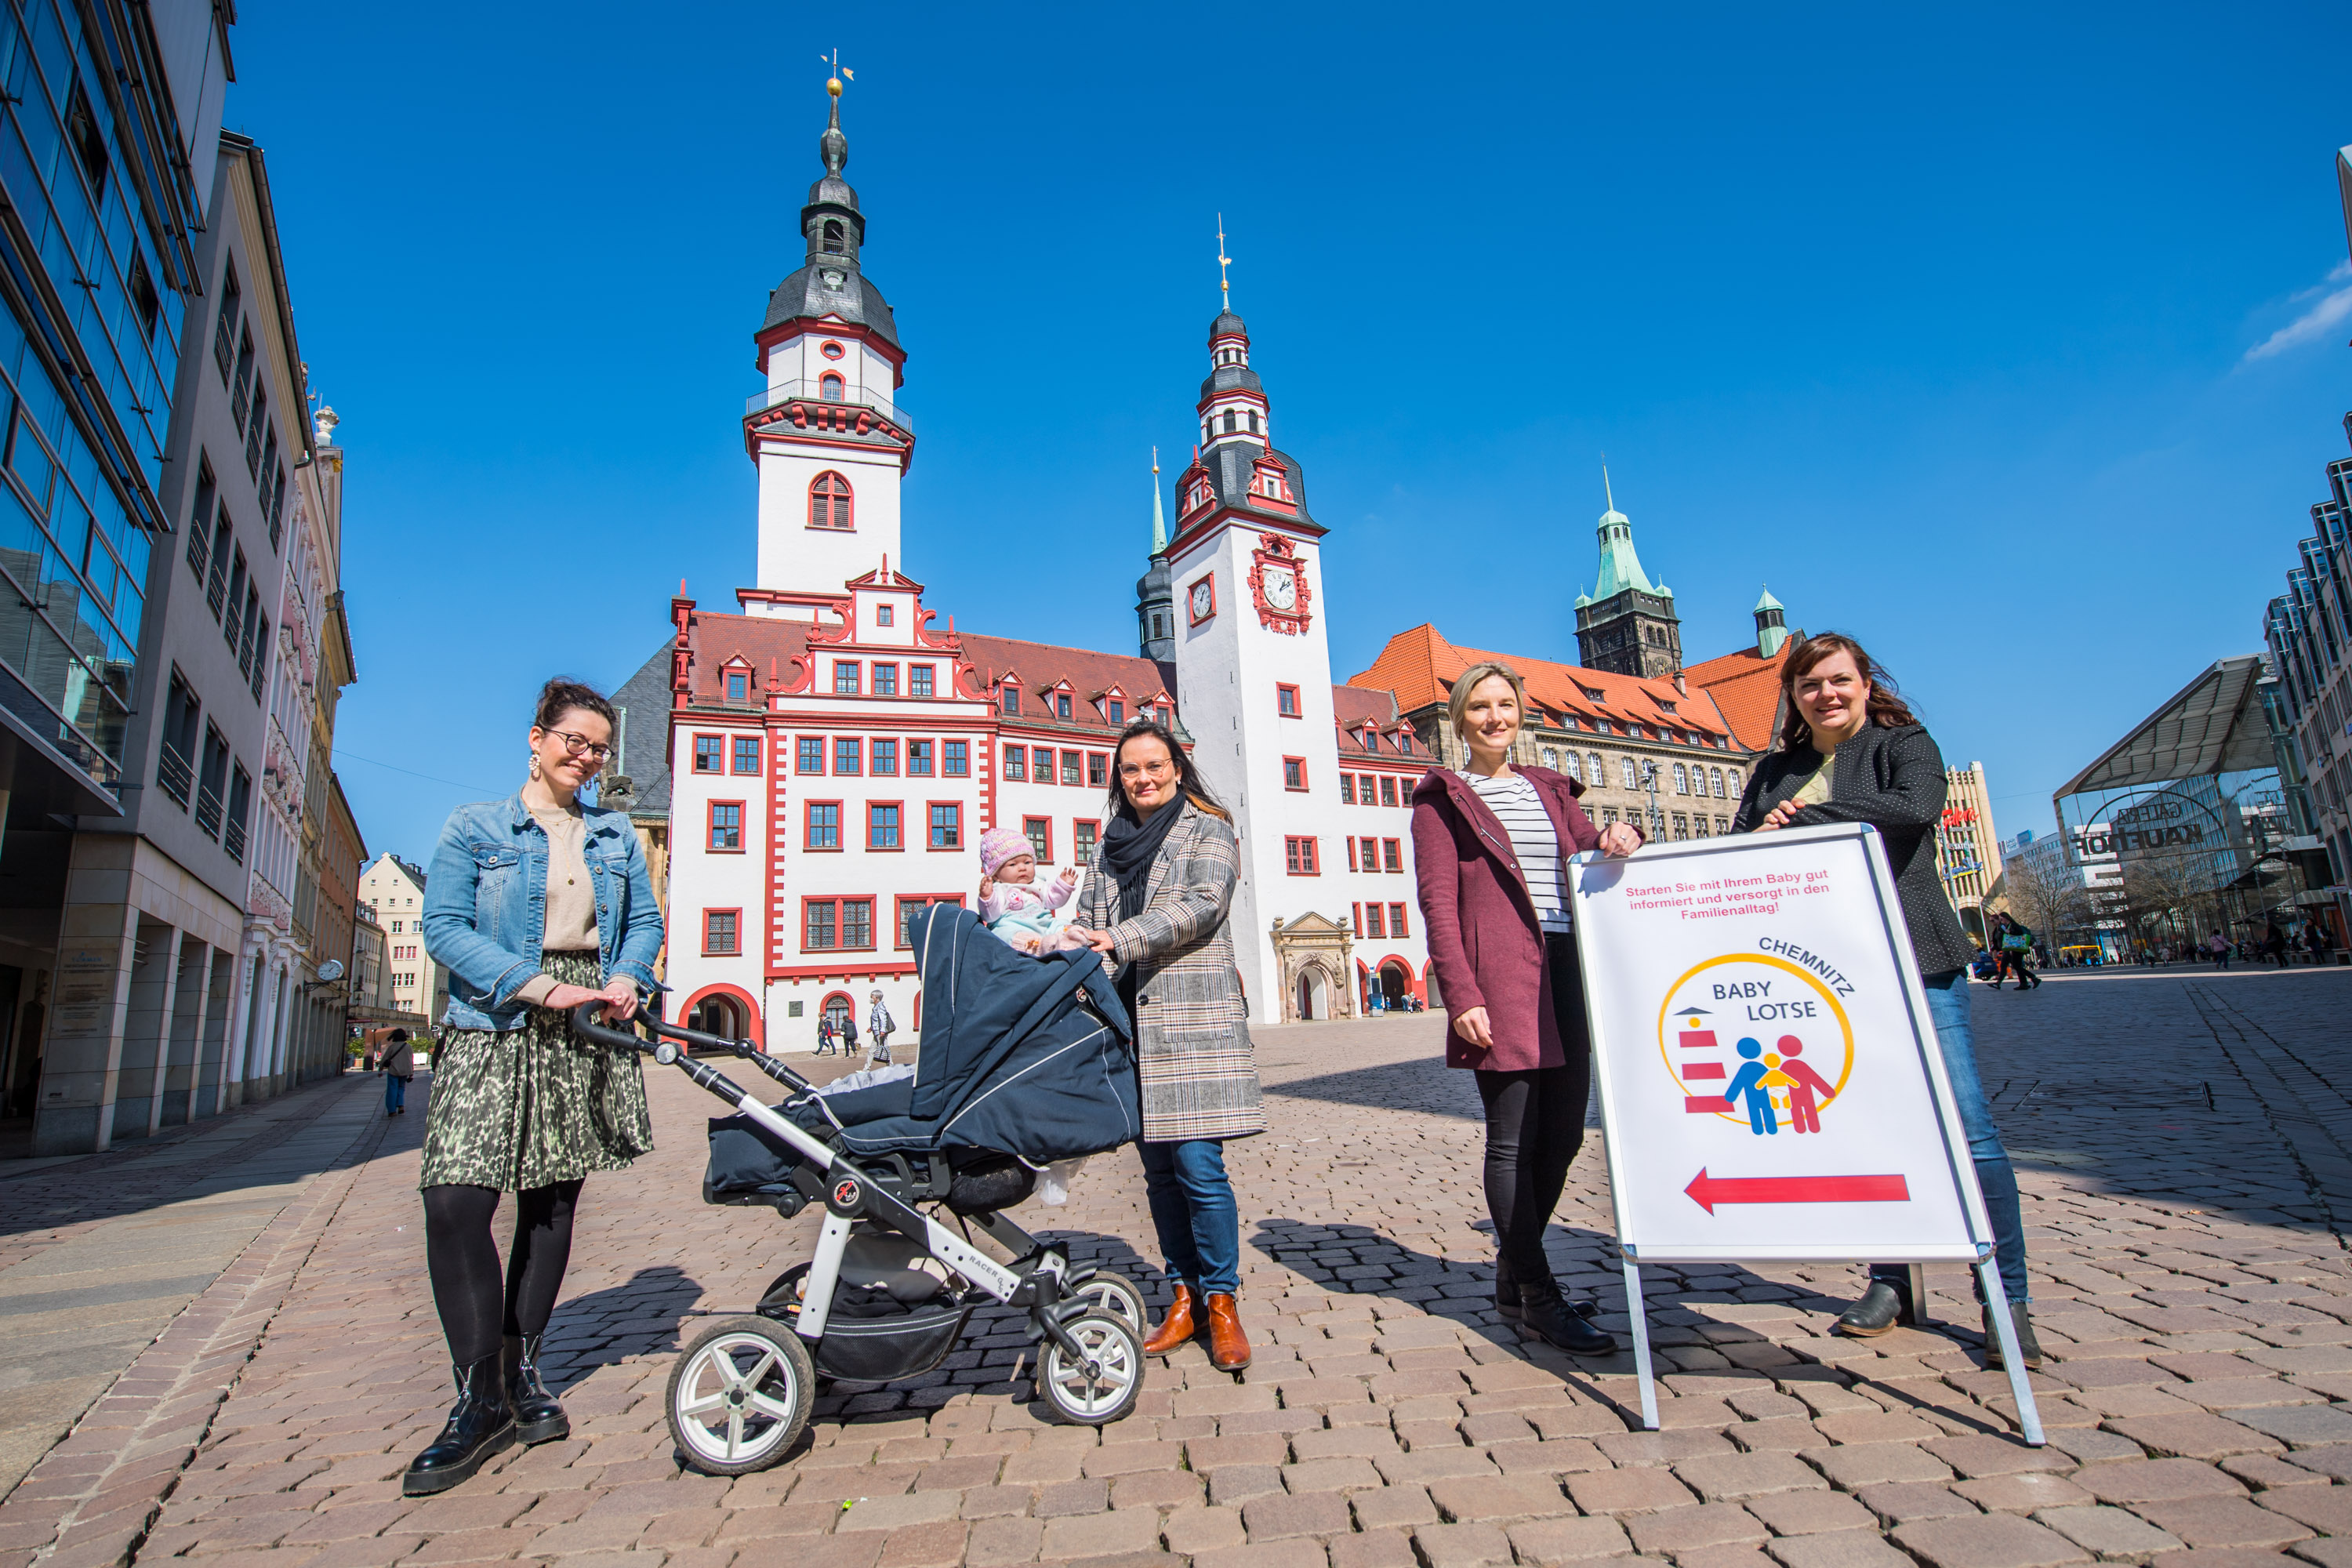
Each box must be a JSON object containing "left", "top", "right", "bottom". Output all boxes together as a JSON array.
[
  {"left": 2259, "top": 418, "right": 2352, "bottom": 942},
  {"left": 0, "top": 1, "right": 196, "bottom": 793}
]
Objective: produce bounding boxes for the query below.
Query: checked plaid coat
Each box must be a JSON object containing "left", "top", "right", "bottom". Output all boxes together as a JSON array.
[{"left": 1074, "top": 800, "right": 1265, "bottom": 1142}]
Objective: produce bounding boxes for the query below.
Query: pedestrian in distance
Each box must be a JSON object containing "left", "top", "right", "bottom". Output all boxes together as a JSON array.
[
  {"left": 1736, "top": 633, "right": 2038, "bottom": 1368},
  {"left": 814, "top": 1013, "right": 836, "bottom": 1056},
  {"left": 2209, "top": 931, "right": 2231, "bottom": 970},
  {"left": 866, "top": 989, "right": 895, "bottom": 1066},
  {"left": 1995, "top": 914, "right": 2041, "bottom": 989},
  {"left": 1411, "top": 661, "right": 1639, "bottom": 1359},
  {"left": 1062, "top": 718, "right": 1262, "bottom": 1373},
  {"left": 2263, "top": 921, "right": 2289, "bottom": 969},
  {"left": 379, "top": 1028, "right": 416, "bottom": 1116},
  {"left": 405, "top": 678, "right": 663, "bottom": 1497}
]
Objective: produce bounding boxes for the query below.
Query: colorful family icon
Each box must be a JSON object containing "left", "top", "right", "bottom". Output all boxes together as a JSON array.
[{"left": 1723, "top": 1035, "right": 1838, "bottom": 1135}]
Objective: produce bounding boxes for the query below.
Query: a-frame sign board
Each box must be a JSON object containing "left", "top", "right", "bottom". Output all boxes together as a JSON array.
[{"left": 1569, "top": 822, "right": 2042, "bottom": 1444}]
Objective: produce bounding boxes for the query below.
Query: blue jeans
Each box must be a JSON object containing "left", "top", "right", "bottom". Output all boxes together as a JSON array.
[
  {"left": 1137, "top": 1138, "right": 1241, "bottom": 1297},
  {"left": 385, "top": 1074, "right": 408, "bottom": 1112},
  {"left": 1874, "top": 969, "right": 2028, "bottom": 1304}
]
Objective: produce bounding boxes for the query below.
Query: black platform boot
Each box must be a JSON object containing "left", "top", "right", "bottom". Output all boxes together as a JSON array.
[
  {"left": 1982, "top": 1301, "right": 2044, "bottom": 1370},
  {"left": 504, "top": 1334, "right": 570, "bottom": 1445},
  {"left": 1516, "top": 1279, "right": 1617, "bottom": 1356},
  {"left": 402, "top": 1354, "right": 516, "bottom": 1496},
  {"left": 1833, "top": 1278, "right": 1911, "bottom": 1338}
]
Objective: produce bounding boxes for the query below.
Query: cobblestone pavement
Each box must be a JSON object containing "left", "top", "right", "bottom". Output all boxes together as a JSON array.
[{"left": 3, "top": 964, "right": 2350, "bottom": 1568}]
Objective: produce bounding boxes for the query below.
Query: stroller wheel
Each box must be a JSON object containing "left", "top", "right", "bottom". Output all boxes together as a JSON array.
[
  {"left": 1037, "top": 1310, "right": 1143, "bottom": 1426},
  {"left": 1072, "top": 1271, "right": 1146, "bottom": 1336},
  {"left": 667, "top": 1317, "right": 815, "bottom": 1475}
]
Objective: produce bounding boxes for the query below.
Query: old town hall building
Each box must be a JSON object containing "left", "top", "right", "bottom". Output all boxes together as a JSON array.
[{"left": 626, "top": 91, "right": 1792, "bottom": 1047}]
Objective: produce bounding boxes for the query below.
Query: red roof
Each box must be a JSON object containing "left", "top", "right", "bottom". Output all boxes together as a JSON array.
[
  {"left": 1347, "top": 624, "right": 1735, "bottom": 746},
  {"left": 1684, "top": 644, "right": 1789, "bottom": 752}
]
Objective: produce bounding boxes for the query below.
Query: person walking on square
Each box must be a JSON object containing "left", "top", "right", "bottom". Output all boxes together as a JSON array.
[
  {"left": 814, "top": 1013, "right": 837, "bottom": 1056},
  {"left": 1736, "top": 633, "right": 2038, "bottom": 1368},
  {"left": 379, "top": 1029, "right": 415, "bottom": 1117},
  {"left": 865, "top": 989, "right": 895, "bottom": 1065},
  {"left": 1413, "top": 662, "right": 1639, "bottom": 1359},
  {"left": 405, "top": 678, "right": 662, "bottom": 1496},
  {"left": 1062, "top": 719, "right": 1261, "bottom": 1373}
]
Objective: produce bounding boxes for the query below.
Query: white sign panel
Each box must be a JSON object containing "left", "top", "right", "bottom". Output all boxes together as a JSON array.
[{"left": 1571, "top": 822, "right": 1990, "bottom": 1265}]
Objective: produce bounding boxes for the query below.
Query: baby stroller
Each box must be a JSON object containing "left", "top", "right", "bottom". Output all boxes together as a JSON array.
[{"left": 569, "top": 905, "right": 1149, "bottom": 1476}]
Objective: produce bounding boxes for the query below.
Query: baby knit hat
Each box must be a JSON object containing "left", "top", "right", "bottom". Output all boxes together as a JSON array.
[{"left": 979, "top": 826, "right": 1035, "bottom": 877}]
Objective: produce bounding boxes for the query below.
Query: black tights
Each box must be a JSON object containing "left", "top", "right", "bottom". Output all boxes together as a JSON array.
[
  {"left": 423, "top": 1181, "right": 583, "bottom": 1366},
  {"left": 1474, "top": 933, "right": 1592, "bottom": 1283}
]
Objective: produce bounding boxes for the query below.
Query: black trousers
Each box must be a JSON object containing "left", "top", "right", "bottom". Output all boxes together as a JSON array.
[
  {"left": 1474, "top": 933, "right": 1592, "bottom": 1284},
  {"left": 423, "top": 1181, "right": 584, "bottom": 1367}
]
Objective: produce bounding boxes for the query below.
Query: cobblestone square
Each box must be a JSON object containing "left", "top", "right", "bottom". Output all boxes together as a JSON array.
[{"left": 0, "top": 964, "right": 2347, "bottom": 1566}]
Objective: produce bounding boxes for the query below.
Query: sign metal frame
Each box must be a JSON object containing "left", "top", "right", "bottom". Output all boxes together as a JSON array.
[{"left": 1570, "top": 822, "right": 2042, "bottom": 1443}]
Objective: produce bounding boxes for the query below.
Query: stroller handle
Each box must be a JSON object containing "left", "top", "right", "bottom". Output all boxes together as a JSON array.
[{"left": 567, "top": 1004, "right": 814, "bottom": 1094}]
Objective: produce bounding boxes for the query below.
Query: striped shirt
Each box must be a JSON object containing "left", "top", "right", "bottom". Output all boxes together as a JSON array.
[{"left": 1461, "top": 769, "right": 1572, "bottom": 933}]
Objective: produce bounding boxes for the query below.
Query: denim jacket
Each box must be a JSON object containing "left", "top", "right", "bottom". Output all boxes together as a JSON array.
[{"left": 423, "top": 792, "right": 665, "bottom": 1032}]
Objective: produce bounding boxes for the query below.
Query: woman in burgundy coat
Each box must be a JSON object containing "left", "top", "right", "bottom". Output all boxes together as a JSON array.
[{"left": 1412, "top": 662, "right": 1642, "bottom": 1356}]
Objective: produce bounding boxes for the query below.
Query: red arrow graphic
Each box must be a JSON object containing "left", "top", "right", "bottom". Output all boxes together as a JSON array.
[{"left": 1684, "top": 1168, "right": 1910, "bottom": 1214}]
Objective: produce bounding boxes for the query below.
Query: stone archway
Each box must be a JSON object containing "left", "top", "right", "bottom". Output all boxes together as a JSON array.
[{"left": 1269, "top": 913, "right": 1355, "bottom": 1023}]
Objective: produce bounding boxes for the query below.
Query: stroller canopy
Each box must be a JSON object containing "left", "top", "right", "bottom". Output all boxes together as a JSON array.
[{"left": 809, "top": 906, "right": 1138, "bottom": 1166}]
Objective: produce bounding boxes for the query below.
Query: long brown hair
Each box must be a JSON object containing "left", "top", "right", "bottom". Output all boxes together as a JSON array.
[
  {"left": 1105, "top": 719, "right": 1230, "bottom": 821},
  {"left": 1777, "top": 633, "right": 1918, "bottom": 751}
]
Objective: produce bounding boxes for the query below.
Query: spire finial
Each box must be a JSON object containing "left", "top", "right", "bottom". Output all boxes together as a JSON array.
[
  {"left": 1151, "top": 446, "right": 1167, "bottom": 555},
  {"left": 1216, "top": 214, "right": 1231, "bottom": 311},
  {"left": 1602, "top": 463, "right": 1615, "bottom": 517},
  {"left": 818, "top": 49, "right": 853, "bottom": 171}
]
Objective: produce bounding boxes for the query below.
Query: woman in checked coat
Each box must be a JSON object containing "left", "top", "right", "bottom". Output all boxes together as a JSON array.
[{"left": 1064, "top": 718, "right": 1261, "bottom": 1372}]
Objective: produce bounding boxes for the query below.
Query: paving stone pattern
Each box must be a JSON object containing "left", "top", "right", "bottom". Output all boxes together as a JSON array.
[{"left": 2, "top": 964, "right": 2350, "bottom": 1567}]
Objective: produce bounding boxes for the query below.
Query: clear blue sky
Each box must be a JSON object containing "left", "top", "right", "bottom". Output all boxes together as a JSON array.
[{"left": 226, "top": 3, "right": 2352, "bottom": 863}]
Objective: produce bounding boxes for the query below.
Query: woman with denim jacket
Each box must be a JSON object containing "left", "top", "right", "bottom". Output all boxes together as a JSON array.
[{"left": 404, "top": 679, "right": 664, "bottom": 1497}]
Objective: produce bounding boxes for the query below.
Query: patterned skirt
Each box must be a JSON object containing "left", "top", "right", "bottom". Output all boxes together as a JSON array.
[{"left": 419, "top": 951, "right": 655, "bottom": 1192}]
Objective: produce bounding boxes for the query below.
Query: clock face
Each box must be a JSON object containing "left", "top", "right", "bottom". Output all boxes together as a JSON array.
[
  {"left": 1189, "top": 578, "right": 1215, "bottom": 622},
  {"left": 1263, "top": 566, "right": 1296, "bottom": 610}
]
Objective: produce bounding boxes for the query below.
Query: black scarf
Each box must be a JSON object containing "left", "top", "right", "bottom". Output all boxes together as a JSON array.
[{"left": 1101, "top": 797, "right": 1185, "bottom": 924}]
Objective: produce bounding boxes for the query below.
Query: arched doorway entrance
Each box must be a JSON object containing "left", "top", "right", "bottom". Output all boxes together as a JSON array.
[
  {"left": 1378, "top": 960, "right": 1411, "bottom": 1007},
  {"left": 821, "top": 992, "right": 855, "bottom": 1039},
  {"left": 688, "top": 992, "right": 748, "bottom": 1046},
  {"left": 1294, "top": 964, "right": 1330, "bottom": 1021}
]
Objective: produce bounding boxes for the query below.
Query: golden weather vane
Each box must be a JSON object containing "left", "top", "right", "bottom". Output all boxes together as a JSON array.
[
  {"left": 822, "top": 49, "right": 855, "bottom": 98},
  {"left": 1215, "top": 214, "right": 1232, "bottom": 311}
]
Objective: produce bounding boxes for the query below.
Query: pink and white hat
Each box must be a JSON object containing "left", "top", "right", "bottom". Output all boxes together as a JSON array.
[{"left": 979, "top": 826, "right": 1034, "bottom": 877}]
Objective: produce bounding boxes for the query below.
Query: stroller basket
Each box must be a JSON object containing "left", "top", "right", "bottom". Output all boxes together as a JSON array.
[{"left": 704, "top": 1112, "right": 1036, "bottom": 1214}]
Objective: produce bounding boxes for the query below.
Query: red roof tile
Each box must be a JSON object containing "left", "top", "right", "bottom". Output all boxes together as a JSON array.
[{"left": 1684, "top": 645, "right": 1789, "bottom": 752}]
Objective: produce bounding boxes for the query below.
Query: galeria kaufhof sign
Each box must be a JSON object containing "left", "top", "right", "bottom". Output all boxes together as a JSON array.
[{"left": 2067, "top": 785, "right": 2238, "bottom": 861}]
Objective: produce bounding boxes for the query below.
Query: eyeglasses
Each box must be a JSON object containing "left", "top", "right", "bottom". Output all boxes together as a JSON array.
[
  {"left": 1119, "top": 759, "right": 1175, "bottom": 781},
  {"left": 547, "top": 729, "right": 613, "bottom": 762}
]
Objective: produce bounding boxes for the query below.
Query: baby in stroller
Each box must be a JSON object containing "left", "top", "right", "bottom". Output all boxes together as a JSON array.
[
  {"left": 978, "top": 826, "right": 1080, "bottom": 954},
  {"left": 576, "top": 904, "right": 1147, "bottom": 1476}
]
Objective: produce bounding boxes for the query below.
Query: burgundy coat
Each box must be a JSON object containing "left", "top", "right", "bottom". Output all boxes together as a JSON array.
[{"left": 1410, "top": 764, "right": 1604, "bottom": 1072}]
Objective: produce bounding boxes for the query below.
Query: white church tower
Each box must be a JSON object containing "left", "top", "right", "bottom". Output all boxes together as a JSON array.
[
  {"left": 1165, "top": 295, "right": 1347, "bottom": 1025},
  {"left": 743, "top": 74, "right": 914, "bottom": 614}
]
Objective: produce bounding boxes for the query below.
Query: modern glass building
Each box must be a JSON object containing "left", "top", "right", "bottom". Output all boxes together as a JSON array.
[{"left": 2260, "top": 410, "right": 2352, "bottom": 947}]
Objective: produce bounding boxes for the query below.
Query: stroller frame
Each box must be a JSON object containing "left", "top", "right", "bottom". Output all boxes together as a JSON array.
[{"left": 570, "top": 1004, "right": 1145, "bottom": 1466}]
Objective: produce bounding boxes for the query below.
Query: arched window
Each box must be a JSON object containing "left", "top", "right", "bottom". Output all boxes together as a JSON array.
[
  {"left": 819, "top": 372, "right": 844, "bottom": 401},
  {"left": 1672, "top": 763, "right": 1689, "bottom": 794},
  {"left": 1727, "top": 768, "right": 1742, "bottom": 794},
  {"left": 1621, "top": 757, "right": 1639, "bottom": 790},
  {"left": 1711, "top": 767, "right": 1726, "bottom": 797},
  {"left": 1562, "top": 752, "right": 1581, "bottom": 781},
  {"left": 1587, "top": 753, "right": 1603, "bottom": 782},
  {"left": 822, "top": 219, "right": 844, "bottom": 255},
  {"left": 808, "top": 470, "right": 852, "bottom": 530},
  {"left": 1541, "top": 748, "right": 1559, "bottom": 770}
]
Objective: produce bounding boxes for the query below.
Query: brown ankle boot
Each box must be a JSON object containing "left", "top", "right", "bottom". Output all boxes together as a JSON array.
[
  {"left": 1142, "top": 1283, "right": 1199, "bottom": 1356},
  {"left": 1204, "top": 1293, "right": 1251, "bottom": 1372}
]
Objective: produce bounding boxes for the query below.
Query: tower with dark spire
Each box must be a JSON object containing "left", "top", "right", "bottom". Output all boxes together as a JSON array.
[
  {"left": 744, "top": 67, "right": 917, "bottom": 607},
  {"left": 1137, "top": 449, "right": 1175, "bottom": 661},
  {"left": 1572, "top": 470, "right": 1682, "bottom": 678}
]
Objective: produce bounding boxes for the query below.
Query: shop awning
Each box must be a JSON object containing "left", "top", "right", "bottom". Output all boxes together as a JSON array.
[{"left": 2056, "top": 655, "right": 2274, "bottom": 798}]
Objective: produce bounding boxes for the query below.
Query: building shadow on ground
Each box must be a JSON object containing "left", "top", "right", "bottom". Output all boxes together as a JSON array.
[{"left": 548, "top": 1264, "right": 705, "bottom": 1386}]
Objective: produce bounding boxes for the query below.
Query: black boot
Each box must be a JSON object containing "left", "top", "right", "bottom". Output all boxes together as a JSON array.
[
  {"left": 1516, "top": 1279, "right": 1616, "bottom": 1356},
  {"left": 1982, "top": 1301, "right": 2044, "bottom": 1370},
  {"left": 1834, "top": 1279, "right": 1910, "bottom": 1338},
  {"left": 402, "top": 1354, "right": 516, "bottom": 1496},
  {"left": 504, "top": 1334, "right": 569, "bottom": 1444},
  {"left": 1494, "top": 1255, "right": 1519, "bottom": 1320}
]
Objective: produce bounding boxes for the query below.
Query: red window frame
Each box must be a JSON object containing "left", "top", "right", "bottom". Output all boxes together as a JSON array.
[
  {"left": 1022, "top": 816, "right": 1052, "bottom": 865},
  {"left": 809, "top": 470, "right": 854, "bottom": 531},
  {"left": 724, "top": 669, "right": 750, "bottom": 702},
  {"left": 1284, "top": 836, "right": 1319, "bottom": 875},
  {"left": 869, "top": 800, "right": 904, "bottom": 851},
  {"left": 871, "top": 739, "right": 899, "bottom": 776},
  {"left": 731, "top": 735, "right": 760, "bottom": 775},
  {"left": 1087, "top": 752, "right": 1109, "bottom": 788},
  {"left": 702, "top": 909, "right": 742, "bottom": 956},
  {"left": 1000, "top": 681, "right": 1020, "bottom": 715},
  {"left": 1351, "top": 903, "right": 1363, "bottom": 938},
  {"left": 872, "top": 662, "right": 899, "bottom": 695},
  {"left": 1276, "top": 683, "right": 1301, "bottom": 717},
  {"left": 804, "top": 897, "right": 876, "bottom": 952},
  {"left": 1035, "top": 746, "right": 1056, "bottom": 781},
  {"left": 1365, "top": 903, "right": 1386, "bottom": 938},
  {"left": 895, "top": 894, "right": 968, "bottom": 949},
  {"left": 1282, "top": 756, "right": 1308, "bottom": 791},
  {"left": 691, "top": 732, "right": 724, "bottom": 774},
  {"left": 804, "top": 799, "right": 842, "bottom": 851},
  {"left": 1054, "top": 691, "right": 1074, "bottom": 720},
  {"left": 907, "top": 739, "right": 935, "bottom": 777},
  {"left": 927, "top": 800, "right": 962, "bottom": 850},
  {"left": 1059, "top": 750, "right": 1080, "bottom": 786},
  {"left": 910, "top": 663, "right": 935, "bottom": 698},
  {"left": 1073, "top": 818, "right": 1100, "bottom": 867},
  {"left": 833, "top": 737, "right": 862, "bottom": 775},
  {"left": 1347, "top": 838, "right": 1359, "bottom": 871},
  {"left": 943, "top": 739, "right": 969, "bottom": 777},
  {"left": 1388, "top": 902, "right": 1410, "bottom": 938},
  {"left": 797, "top": 735, "right": 826, "bottom": 775},
  {"left": 1379, "top": 775, "right": 1398, "bottom": 808},
  {"left": 1361, "top": 835, "right": 1378, "bottom": 870},
  {"left": 708, "top": 800, "right": 745, "bottom": 852},
  {"left": 833, "top": 661, "right": 861, "bottom": 695},
  {"left": 875, "top": 604, "right": 895, "bottom": 627},
  {"left": 1001, "top": 744, "right": 1026, "bottom": 782},
  {"left": 1382, "top": 838, "right": 1403, "bottom": 873},
  {"left": 1341, "top": 775, "right": 1356, "bottom": 804}
]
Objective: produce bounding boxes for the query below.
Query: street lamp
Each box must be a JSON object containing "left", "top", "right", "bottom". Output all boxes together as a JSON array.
[{"left": 1639, "top": 760, "right": 1665, "bottom": 838}]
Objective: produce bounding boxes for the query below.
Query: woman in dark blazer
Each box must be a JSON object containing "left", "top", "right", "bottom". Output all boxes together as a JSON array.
[
  {"left": 1733, "top": 633, "right": 2038, "bottom": 1368},
  {"left": 1413, "top": 662, "right": 1640, "bottom": 1356}
]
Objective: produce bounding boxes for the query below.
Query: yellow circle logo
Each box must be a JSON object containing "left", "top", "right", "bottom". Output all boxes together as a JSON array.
[{"left": 1656, "top": 953, "right": 1855, "bottom": 1134}]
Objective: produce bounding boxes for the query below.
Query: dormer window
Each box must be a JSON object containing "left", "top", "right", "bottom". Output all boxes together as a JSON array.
[
  {"left": 822, "top": 219, "right": 844, "bottom": 255},
  {"left": 1055, "top": 693, "right": 1073, "bottom": 721},
  {"left": 820, "top": 372, "right": 845, "bottom": 401},
  {"left": 1000, "top": 682, "right": 1020, "bottom": 715},
  {"left": 725, "top": 670, "right": 749, "bottom": 702},
  {"left": 1107, "top": 699, "right": 1124, "bottom": 724},
  {"left": 876, "top": 604, "right": 895, "bottom": 626}
]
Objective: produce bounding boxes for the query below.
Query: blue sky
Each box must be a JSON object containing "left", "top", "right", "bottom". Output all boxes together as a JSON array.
[{"left": 226, "top": 3, "right": 2352, "bottom": 862}]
